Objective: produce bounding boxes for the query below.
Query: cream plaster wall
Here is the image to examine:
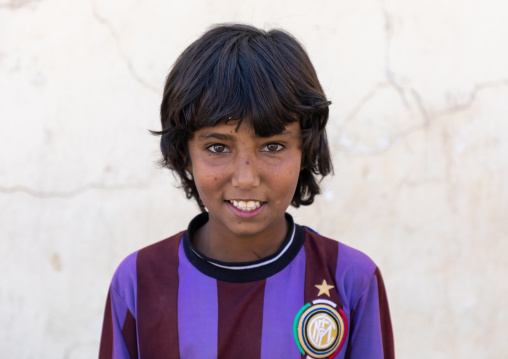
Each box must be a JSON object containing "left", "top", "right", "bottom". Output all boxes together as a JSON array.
[{"left": 1, "top": 0, "right": 507, "bottom": 358}]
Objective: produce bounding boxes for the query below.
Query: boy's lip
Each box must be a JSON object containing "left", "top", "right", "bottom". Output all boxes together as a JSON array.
[
  {"left": 225, "top": 200, "right": 267, "bottom": 218},
  {"left": 227, "top": 199, "right": 265, "bottom": 202},
  {"left": 226, "top": 199, "right": 265, "bottom": 208}
]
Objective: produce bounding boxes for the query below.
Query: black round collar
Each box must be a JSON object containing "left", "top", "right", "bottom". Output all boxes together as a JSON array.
[{"left": 183, "top": 213, "right": 306, "bottom": 283}]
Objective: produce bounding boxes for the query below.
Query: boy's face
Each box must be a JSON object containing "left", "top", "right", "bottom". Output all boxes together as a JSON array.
[{"left": 187, "top": 120, "right": 302, "bottom": 241}]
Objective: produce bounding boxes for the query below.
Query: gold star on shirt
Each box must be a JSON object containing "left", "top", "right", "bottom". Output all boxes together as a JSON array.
[{"left": 315, "top": 279, "right": 334, "bottom": 297}]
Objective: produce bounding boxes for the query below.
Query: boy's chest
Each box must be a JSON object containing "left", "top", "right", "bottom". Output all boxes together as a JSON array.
[{"left": 136, "top": 242, "right": 349, "bottom": 359}]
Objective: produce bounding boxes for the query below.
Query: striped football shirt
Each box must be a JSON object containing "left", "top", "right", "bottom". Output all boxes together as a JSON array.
[{"left": 99, "top": 213, "right": 394, "bottom": 359}]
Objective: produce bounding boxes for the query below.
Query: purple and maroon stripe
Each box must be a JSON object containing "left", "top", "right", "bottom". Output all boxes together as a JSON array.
[{"left": 136, "top": 231, "right": 184, "bottom": 358}]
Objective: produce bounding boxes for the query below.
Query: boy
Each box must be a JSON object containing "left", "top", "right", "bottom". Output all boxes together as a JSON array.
[{"left": 99, "top": 24, "right": 394, "bottom": 359}]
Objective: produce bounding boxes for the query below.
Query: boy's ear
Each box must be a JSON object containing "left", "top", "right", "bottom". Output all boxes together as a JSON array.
[{"left": 183, "top": 148, "right": 192, "bottom": 174}]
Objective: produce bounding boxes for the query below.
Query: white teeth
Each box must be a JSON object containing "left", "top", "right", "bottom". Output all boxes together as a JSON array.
[{"left": 230, "top": 200, "right": 262, "bottom": 211}]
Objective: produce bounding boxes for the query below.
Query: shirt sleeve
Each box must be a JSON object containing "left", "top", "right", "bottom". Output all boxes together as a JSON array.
[
  {"left": 99, "top": 286, "right": 138, "bottom": 359},
  {"left": 346, "top": 267, "right": 395, "bottom": 359}
]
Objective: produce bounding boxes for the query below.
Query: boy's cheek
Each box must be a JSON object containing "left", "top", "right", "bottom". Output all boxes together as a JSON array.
[{"left": 193, "top": 170, "right": 226, "bottom": 191}]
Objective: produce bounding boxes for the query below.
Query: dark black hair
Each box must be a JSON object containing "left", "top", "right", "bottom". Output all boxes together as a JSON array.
[{"left": 154, "top": 23, "right": 332, "bottom": 211}]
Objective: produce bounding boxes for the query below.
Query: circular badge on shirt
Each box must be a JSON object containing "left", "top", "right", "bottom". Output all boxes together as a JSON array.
[{"left": 293, "top": 300, "right": 347, "bottom": 359}]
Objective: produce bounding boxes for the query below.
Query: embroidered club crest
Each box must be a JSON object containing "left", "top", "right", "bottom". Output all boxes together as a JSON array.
[{"left": 293, "top": 292, "right": 348, "bottom": 358}]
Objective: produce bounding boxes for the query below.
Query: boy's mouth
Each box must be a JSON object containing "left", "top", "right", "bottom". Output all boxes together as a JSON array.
[{"left": 228, "top": 200, "right": 263, "bottom": 211}]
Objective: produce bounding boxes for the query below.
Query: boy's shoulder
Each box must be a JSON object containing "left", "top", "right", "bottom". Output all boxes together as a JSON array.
[
  {"left": 303, "top": 227, "right": 378, "bottom": 299},
  {"left": 137, "top": 230, "right": 186, "bottom": 261},
  {"left": 304, "top": 226, "right": 377, "bottom": 271},
  {"left": 111, "top": 230, "right": 185, "bottom": 291}
]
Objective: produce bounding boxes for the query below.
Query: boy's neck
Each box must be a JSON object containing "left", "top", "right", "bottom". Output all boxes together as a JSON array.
[{"left": 192, "top": 215, "right": 289, "bottom": 263}]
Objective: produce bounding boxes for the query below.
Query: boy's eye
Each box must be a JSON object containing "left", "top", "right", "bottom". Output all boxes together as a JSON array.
[
  {"left": 262, "top": 143, "right": 283, "bottom": 152},
  {"left": 208, "top": 144, "right": 229, "bottom": 153}
]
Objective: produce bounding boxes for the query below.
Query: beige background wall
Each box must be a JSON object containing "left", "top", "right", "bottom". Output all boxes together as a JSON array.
[{"left": 1, "top": 0, "right": 507, "bottom": 358}]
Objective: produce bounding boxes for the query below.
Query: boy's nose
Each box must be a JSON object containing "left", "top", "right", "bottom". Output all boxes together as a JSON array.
[{"left": 231, "top": 156, "right": 260, "bottom": 189}]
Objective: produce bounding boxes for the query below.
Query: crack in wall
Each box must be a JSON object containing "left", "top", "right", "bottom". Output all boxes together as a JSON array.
[
  {"left": 89, "top": 0, "right": 159, "bottom": 94},
  {"left": 337, "top": 0, "right": 508, "bottom": 157},
  {"left": 380, "top": 0, "right": 410, "bottom": 108},
  {"left": 336, "top": 81, "right": 430, "bottom": 156},
  {"left": 408, "top": 88, "right": 431, "bottom": 124},
  {"left": 0, "top": 0, "right": 40, "bottom": 9},
  {"left": 338, "top": 82, "right": 392, "bottom": 134},
  {"left": 336, "top": 78, "right": 507, "bottom": 157},
  {"left": 434, "top": 80, "right": 508, "bottom": 118},
  {"left": 0, "top": 182, "right": 151, "bottom": 199},
  {"left": 332, "top": 0, "right": 434, "bottom": 157}
]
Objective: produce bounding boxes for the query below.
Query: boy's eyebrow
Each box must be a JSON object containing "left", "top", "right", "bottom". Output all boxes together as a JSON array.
[
  {"left": 197, "top": 132, "right": 236, "bottom": 141},
  {"left": 199, "top": 129, "right": 292, "bottom": 141},
  {"left": 198, "top": 129, "right": 293, "bottom": 141}
]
